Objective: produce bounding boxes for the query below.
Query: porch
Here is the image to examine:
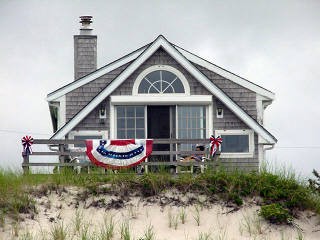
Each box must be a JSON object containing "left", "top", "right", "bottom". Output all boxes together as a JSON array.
[{"left": 21, "top": 138, "right": 219, "bottom": 174}]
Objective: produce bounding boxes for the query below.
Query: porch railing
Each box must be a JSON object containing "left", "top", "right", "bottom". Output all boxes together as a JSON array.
[{"left": 22, "top": 139, "right": 219, "bottom": 174}]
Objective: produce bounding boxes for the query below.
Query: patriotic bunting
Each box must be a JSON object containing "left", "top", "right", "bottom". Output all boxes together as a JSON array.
[
  {"left": 209, "top": 135, "right": 223, "bottom": 158},
  {"left": 86, "top": 139, "right": 153, "bottom": 169},
  {"left": 21, "top": 135, "right": 34, "bottom": 156}
]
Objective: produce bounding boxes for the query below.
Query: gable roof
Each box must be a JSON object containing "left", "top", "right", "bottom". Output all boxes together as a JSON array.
[
  {"left": 47, "top": 39, "right": 274, "bottom": 102},
  {"left": 50, "top": 35, "right": 277, "bottom": 144}
]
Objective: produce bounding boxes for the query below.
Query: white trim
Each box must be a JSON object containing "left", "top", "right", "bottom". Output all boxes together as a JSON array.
[
  {"left": 110, "top": 95, "right": 212, "bottom": 105},
  {"left": 48, "top": 95, "right": 66, "bottom": 130},
  {"left": 51, "top": 35, "right": 276, "bottom": 144},
  {"left": 215, "top": 129, "right": 254, "bottom": 158},
  {"left": 132, "top": 65, "right": 190, "bottom": 95},
  {"left": 208, "top": 104, "right": 213, "bottom": 137},
  {"left": 175, "top": 46, "right": 275, "bottom": 100},
  {"left": 58, "top": 95, "right": 66, "bottom": 128},
  {"left": 256, "top": 95, "right": 264, "bottom": 125},
  {"left": 110, "top": 103, "right": 115, "bottom": 139},
  {"left": 258, "top": 144, "right": 264, "bottom": 163},
  {"left": 46, "top": 46, "right": 147, "bottom": 101}
]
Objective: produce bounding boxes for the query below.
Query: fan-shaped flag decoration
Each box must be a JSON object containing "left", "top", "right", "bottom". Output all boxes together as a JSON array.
[
  {"left": 86, "top": 139, "right": 153, "bottom": 169},
  {"left": 21, "top": 135, "right": 34, "bottom": 156},
  {"left": 209, "top": 135, "right": 223, "bottom": 158}
]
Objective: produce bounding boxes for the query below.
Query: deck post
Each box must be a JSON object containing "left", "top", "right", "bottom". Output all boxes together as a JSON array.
[
  {"left": 169, "top": 138, "right": 173, "bottom": 162},
  {"left": 22, "top": 154, "right": 29, "bottom": 174},
  {"left": 58, "top": 144, "right": 65, "bottom": 173}
]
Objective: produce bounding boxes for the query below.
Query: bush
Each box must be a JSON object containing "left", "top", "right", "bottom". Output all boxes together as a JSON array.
[
  {"left": 259, "top": 203, "right": 293, "bottom": 224},
  {"left": 308, "top": 169, "right": 320, "bottom": 193}
]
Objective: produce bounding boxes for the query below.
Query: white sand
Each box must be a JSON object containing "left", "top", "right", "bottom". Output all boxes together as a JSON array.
[{"left": 1, "top": 187, "right": 319, "bottom": 239}]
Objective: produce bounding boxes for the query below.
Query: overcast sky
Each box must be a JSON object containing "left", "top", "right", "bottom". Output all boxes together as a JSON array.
[{"left": 0, "top": 0, "right": 319, "bottom": 178}]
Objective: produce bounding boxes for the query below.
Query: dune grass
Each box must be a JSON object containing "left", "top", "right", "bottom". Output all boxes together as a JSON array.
[{"left": 0, "top": 165, "right": 319, "bottom": 228}]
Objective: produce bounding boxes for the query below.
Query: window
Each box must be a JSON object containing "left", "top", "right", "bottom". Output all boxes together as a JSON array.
[
  {"left": 132, "top": 65, "right": 190, "bottom": 95},
  {"left": 178, "top": 106, "right": 206, "bottom": 151},
  {"left": 215, "top": 129, "right": 254, "bottom": 158},
  {"left": 138, "top": 70, "right": 185, "bottom": 94},
  {"left": 116, "top": 106, "right": 145, "bottom": 139},
  {"left": 74, "top": 135, "right": 102, "bottom": 148},
  {"left": 68, "top": 130, "right": 108, "bottom": 148}
]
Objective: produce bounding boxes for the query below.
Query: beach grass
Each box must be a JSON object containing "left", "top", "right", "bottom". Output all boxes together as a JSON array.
[{"left": 0, "top": 165, "right": 319, "bottom": 232}]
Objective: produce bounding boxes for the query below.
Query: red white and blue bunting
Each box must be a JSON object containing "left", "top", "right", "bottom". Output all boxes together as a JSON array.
[
  {"left": 209, "top": 135, "right": 223, "bottom": 158},
  {"left": 86, "top": 139, "right": 153, "bottom": 169},
  {"left": 21, "top": 135, "right": 34, "bottom": 156}
]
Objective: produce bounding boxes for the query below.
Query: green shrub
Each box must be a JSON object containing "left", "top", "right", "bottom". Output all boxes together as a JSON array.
[
  {"left": 259, "top": 203, "right": 293, "bottom": 224},
  {"left": 228, "top": 192, "right": 243, "bottom": 206},
  {"left": 308, "top": 169, "right": 320, "bottom": 193}
]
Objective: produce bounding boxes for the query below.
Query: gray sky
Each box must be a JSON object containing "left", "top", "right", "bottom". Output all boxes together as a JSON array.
[{"left": 1, "top": 0, "right": 319, "bottom": 177}]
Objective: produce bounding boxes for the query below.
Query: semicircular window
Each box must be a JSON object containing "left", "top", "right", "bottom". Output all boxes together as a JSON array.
[{"left": 138, "top": 70, "right": 185, "bottom": 94}]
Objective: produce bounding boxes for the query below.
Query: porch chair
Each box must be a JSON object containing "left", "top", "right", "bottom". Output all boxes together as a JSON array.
[{"left": 178, "top": 144, "right": 211, "bottom": 173}]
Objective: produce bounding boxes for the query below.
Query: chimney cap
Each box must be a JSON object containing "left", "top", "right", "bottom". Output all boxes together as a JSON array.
[{"left": 79, "top": 16, "right": 93, "bottom": 24}]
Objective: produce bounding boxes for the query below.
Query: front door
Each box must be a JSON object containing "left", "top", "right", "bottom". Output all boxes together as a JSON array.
[{"left": 147, "top": 106, "right": 174, "bottom": 161}]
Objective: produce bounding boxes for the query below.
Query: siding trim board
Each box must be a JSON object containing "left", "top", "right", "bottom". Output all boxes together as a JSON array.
[{"left": 50, "top": 35, "right": 276, "bottom": 145}]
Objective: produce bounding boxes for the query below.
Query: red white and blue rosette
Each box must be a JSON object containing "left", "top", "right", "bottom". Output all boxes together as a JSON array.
[
  {"left": 86, "top": 139, "right": 153, "bottom": 169},
  {"left": 21, "top": 135, "right": 34, "bottom": 156},
  {"left": 209, "top": 135, "right": 223, "bottom": 158}
]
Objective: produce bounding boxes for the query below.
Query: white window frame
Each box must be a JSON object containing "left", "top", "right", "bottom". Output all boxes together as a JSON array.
[
  {"left": 132, "top": 65, "right": 191, "bottom": 96},
  {"left": 114, "top": 105, "right": 146, "bottom": 139},
  {"left": 215, "top": 129, "right": 254, "bottom": 158},
  {"left": 110, "top": 95, "right": 213, "bottom": 139},
  {"left": 68, "top": 130, "right": 108, "bottom": 150}
]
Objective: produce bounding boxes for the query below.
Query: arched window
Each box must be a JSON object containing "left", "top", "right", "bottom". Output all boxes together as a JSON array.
[
  {"left": 138, "top": 70, "right": 184, "bottom": 94},
  {"left": 133, "top": 65, "right": 190, "bottom": 95}
]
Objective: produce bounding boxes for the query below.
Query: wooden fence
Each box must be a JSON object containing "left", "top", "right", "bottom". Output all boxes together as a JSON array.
[{"left": 22, "top": 139, "right": 220, "bottom": 174}]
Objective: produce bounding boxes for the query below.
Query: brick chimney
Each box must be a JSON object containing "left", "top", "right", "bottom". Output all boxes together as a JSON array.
[{"left": 74, "top": 16, "right": 97, "bottom": 80}]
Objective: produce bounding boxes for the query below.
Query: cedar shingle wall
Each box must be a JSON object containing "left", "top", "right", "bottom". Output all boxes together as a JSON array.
[
  {"left": 66, "top": 61, "right": 132, "bottom": 130},
  {"left": 74, "top": 36, "right": 97, "bottom": 80},
  {"left": 194, "top": 63, "right": 257, "bottom": 120}
]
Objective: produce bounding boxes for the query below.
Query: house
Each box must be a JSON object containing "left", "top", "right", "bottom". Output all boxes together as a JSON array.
[{"left": 47, "top": 16, "right": 277, "bottom": 171}]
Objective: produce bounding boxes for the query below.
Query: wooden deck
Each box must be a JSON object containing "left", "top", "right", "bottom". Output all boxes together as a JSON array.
[{"left": 22, "top": 138, "right": 219, "bottom": 174}]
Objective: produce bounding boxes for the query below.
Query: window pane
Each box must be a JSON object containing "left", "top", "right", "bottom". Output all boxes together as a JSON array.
[
  {"left": 117, "top": 118, "right": 125, "bottom": 128},
  {"left": 117, "top": 106, "right": 125, "bottom": 118},
  {"left": 136, "top": 118, "right": 144, "bottom": 128},
  {"left": 136, "top": 106, "right": 144, "bottom": 117},
  {"left": 221, "top": 135, "right": 249, "bottom": 153},
  {"left": 126, "top": 107, "right": 134, "bottom": 117},
  {"left": 127, "top": 118, "right": 134, "bottom": 129},
  {"left": 172, "top": 79, "right": 184, "bottom": 93},
  {"left": 117, "top": 130, "right": 126, "bottom": 139},
  {"left": 138, "top": 80, "right": 149, "bottom": 93},
  {"left": 147, "top": 71, "right": 159, "bottom": 83},
  {"left": 136, "top": 130, "right": 145, "bottom": 138},
  {"left": 127, "top": 130, "right": 135, "bottom": 138}
]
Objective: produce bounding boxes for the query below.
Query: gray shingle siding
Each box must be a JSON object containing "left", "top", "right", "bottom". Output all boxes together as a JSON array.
[
  {"left": 194, "top": 63, "right": 257, "bottom": 120},
  {"left": 66, "top": 61, "right": 132, "bottom": 127},
  {"left": 74, "top": 35, "right": 97, "bottom": 80}
]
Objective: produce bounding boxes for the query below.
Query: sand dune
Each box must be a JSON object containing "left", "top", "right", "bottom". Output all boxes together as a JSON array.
[{"left": 1, "top": 186, "right": 319, "bottom": 240}]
